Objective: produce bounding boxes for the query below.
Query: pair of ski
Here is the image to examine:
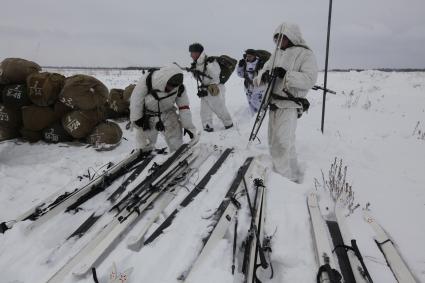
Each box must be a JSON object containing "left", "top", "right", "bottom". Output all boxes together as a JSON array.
[
  {"left": 179, "top": 157, "right": 271, "bottom": 283},
  {"left": 308, "top": 192, "right": 373, "bottom": 283},
  {"left": 46, "top": 138, "right": 202, "bottom": 282},
  {"left": 308, "top": 192, "right": 418, "bottom": 283},
  {"left": 0, "top": 149, "right": 156, "bottom": 234}
]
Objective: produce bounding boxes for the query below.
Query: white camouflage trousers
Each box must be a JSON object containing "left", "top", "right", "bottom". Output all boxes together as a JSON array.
[
  {"left": 268, "top": 107, "right": 300, "bottom": 182},
  {"left": 246, "top": 84, "right": 266, "bottom": 114},
  {"left": 200, "top": 85, "right": 233, "bottom": 129},
  {"left": 136, "top": 110, "right": 183, "bottom": 152}
]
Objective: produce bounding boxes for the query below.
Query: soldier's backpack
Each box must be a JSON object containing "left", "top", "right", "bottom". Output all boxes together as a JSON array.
[
  {"left": 0, "top": 58, "right": 41, "bottom": 84},
  {"left": 2, "top": 84, "right": 32, "bottom": 109},
  {"left": 27, "top": 72, "right": 66, "bottom": 106},
  {"left": 42, "top": 121, "right": 73, "bottom": 143},
  {"left": 22, "top": 105, "right": 58, "bottom": 131},
  {"left": 62, "top": 109, "right": 104, "bottom": 139},
  {"left": 86, "top": 121, "right": 123, "bottom": 150},
  {"left": 59, "top": 74, "right": 108, "bottom": 111},
  {"left": 205, "top": 55, "right": 237, "bottom": 84}
]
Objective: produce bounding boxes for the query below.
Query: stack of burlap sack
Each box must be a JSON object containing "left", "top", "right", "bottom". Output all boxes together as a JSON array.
[{"left": 0, "top": 58, "right": 133, "bottom": 150}]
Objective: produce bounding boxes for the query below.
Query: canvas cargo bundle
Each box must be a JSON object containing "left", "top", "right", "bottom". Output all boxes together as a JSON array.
[
  {"left": 54, "top": 100, "right": 73, "bottom": 118},
  {"left": 0, "top": 126, "right": 19, "bottom": 141},
  {"left": 27, "top": 72, "right": 66, "bottom": 106},
  {"left": 20, "top": 128, "right": 43, "bottom": 143},
  {"left": 62, "top": 109, "right": 104, "bottom": 139},
  {"left": 0, "top": 104, "right": 22, "bottom": 129},
  {"left": 123, "top": 84, "right": 136, "bottom": 101},
  {"left": 2, "top": 84, "right": 32, "bottom": 109},
  {"left": 87, "top": 121, "right": 122, "bottom": 150},
  {"left": 107, "top": 88, "right": 129, "bottom": 116},
  {"left": 42, "top": 121, "right": 73, "bottom": 143},
  {"left": 59, "top": 74, "right": 108, "bottom": 111},
  {"left": 22, "top": 105, "right": 58, "bottom": 131},
  {"left": 0, "top": 58, "right": 41, "bottom": 84}
]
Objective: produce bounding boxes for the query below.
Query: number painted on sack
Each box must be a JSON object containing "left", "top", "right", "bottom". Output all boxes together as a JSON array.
[
  {"left": 65, "top": 117, "right": 81, "bottom": 132},
  {"left": 30, "top": 81, "right": 43, "bottom": 96}
]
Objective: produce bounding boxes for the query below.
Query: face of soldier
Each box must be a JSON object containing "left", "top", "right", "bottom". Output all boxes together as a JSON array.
[
  {"left": 190, "top": 52, "right": 201, "bottom": 61},
  {"left": 274, "top": 34, "right": 291, "bottom": 50},
  {"left": 165, "top": 83, "right": 179, "bottom": 93},
  {"left": 245, "top": 54, "right": 256, "bottom": 63}
]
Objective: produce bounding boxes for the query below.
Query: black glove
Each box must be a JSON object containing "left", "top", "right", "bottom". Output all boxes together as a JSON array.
[
  {"left": 261, "top": 70, "right": 271, "bottom": 83},
  {"left": 238, "top": 59, "right": 246, "bottom": 67},
  {"left": 184, "top": 128, "right": 194, "bottom": 139},
  {"left": 273, "top": 67, "right": 286, "bottom": 78}
]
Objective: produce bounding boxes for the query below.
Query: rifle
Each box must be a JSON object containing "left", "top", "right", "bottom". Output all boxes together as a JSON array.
[
  {"left": 173, "top": 62, "right": 212, "bottom": 80},
  {"left": 313, "top": 85, "right": 336, "bottom": 94}
]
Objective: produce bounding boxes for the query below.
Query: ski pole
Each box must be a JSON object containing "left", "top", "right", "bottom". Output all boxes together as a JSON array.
[{"left": 232, "top": 210, "right": 238, "bottom": 275}]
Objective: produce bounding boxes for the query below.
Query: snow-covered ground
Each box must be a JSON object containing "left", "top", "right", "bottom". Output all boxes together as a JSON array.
[{"left": 1, "top": 69, "right": 424, "bottom": 283}]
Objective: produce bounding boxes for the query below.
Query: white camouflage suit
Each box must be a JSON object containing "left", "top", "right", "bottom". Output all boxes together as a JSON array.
[
  {"left": 236, "top": 58, "right": 267, "bottom": 114},
  {"left": 254, "top": 23, "right": 318, "bottom": 182},
  {"left": 193, "top": 53, "right": 233, "bottom": 129},
  {"left": 130, "top": 65, "right": 196, "bottom": 152}
]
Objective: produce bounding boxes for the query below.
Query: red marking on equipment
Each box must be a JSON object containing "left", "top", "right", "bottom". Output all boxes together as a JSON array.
[{"left": 179, "top": 105, "right": 190, "bottom": 110}]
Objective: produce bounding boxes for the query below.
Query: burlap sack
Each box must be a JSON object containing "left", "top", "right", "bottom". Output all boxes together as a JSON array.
[
  {"left": 59, "top": 75, "right": 108, "bottom": 110},
  {"left": 2, "top": 84, "right": 31, "bottom": 109},
  {"left": 0, "top": 58, "right": 41, "bottom": 84},
  {"left": 0, "top": 103, "right": 22, "bottom": 129},
  {"left": 62, "top": 109, "right": 104, "bottom": 139},
  {"left": 42, "top": 121, "right": 73, "bottom": 143},
  {"left": 87, "top": 121, "right": 122, "bottom": 150},
  {"left": 108, "top": 88, "right": 129, "bottom": 116},
  {"left": 0, "top": 126, "right": 19, "bottom": 141},
  {"left": 54, "top": 100, "right": 73, "bottom": 118},
  {"left": 123, "top": 84, "right": 136, "bottom": 101},
  {"left": 0, "top": 84, "right": 4, "bottom": 103},
  {"left": 20, "top": 128, "right": 43, "bottom": 143},
  {"left": 22, "top": 105, "right": 58, "bottom": 131},
  {"left": 27, "top": 72, "right": 66, "bottom": 106}
]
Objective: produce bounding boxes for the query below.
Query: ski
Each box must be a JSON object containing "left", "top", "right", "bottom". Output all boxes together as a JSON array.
[
  {"left": 143, "top": 147, "right": 233, "bottom": 246},
  {"left": 307, "top": 192, "right": 342, "bottom": 283},
  {"left": 179, "top": 157, "right": 254, "bottom": 282},
  {"left": 330, "top": 204, "right": 373, "bottom": 283},
  {"left": 363, "top": 210, "right": 417, "bottom": 283},
  {"left": 241, "top": 171, "right": 270, "bottom": 283},
  {"left": 72, "top": 147, "right": 199, "bottom": 277},
  {"left": 65, "top": 140, "right": 194, "bottom": 242},
  {"left": 45, "top": 138, "right": 200, "bottom": 282},
  {"left": 0, "top": 149, "right": 151, "bottom": 234},
  {"left": 126, "top": 146, "right": 212, "bottom": 250}
]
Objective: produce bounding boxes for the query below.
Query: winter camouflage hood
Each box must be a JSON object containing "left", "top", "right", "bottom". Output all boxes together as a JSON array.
[
  {"left": 151, "top": 65, "right": 183, "bottom": 92},
  {"left": 273, "top": 22, "right": 308, "bottom": 48}
]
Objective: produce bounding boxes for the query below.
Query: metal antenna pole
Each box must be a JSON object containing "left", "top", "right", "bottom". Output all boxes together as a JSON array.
[{"left": 321, "top": 0, "right": 333, "bottom": 133}]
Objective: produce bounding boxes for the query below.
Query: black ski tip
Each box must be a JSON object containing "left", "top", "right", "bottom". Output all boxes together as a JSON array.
[{"left": 0, "top": 222, "right": 10, "bottom": 234}]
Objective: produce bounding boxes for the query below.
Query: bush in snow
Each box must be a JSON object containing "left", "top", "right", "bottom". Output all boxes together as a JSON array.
[
  {"left": 314, "top": 157, "right": 360, "bottom": 215},
  {"left": 412, "top": 121, "right": 425, "bottom": 140}
]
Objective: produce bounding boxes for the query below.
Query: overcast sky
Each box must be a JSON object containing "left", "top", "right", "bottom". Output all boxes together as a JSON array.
[{"left": 1, "top": 0, "right": 425, "bottom": 69}]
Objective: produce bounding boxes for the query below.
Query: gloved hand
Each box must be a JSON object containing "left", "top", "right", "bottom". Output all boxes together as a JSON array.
[
  {"left": 273, "top": 67, "right": 286, "bottom": 78},
  {"left": 184, "top": 128, "right": 195, "bottom": 139},
  {"left": 134, "top": 118, "right": 144, "bottom": 128},
  {"left": 261, "top": 70, "right": 271, "bottom": 84},
  {"left": 207, "top": 84, "right": 220, "bottom": 96},
  {"left": 238, "top": 59, "right": 246, "bottom": 67}
]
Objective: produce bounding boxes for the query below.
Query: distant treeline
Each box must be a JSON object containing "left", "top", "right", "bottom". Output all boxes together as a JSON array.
[
  {"left": 42, "top": 66, "right": 425, "bottom": 72},
  {"left": 330, "top": 68, "right": 425, "bottom": 72}
]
